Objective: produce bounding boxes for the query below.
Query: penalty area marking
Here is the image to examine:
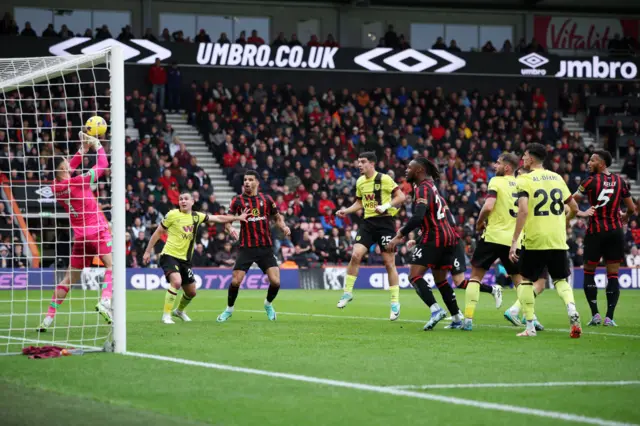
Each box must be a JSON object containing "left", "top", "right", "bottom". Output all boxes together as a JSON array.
[
  {"left": 124, "top": 351, "right": 637, "bottom": 426},
  {"left": 387, "top": 381, "right": 640, "bottom": 390}
]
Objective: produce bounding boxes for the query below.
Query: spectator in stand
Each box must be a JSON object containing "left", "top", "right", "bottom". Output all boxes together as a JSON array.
[
  {"left": 324, "top": 34, "right": 339, "bottom": 47},
  {"left": 526, "top": 37, "right": 545, "bottom": 53},
  {"left": 307, "top": 35, "right": 321, "bottom": 47},
  {"left": 469, "top": 161, "right": 487, "bottom": 183},
  {"left": 166, "top": 61, "right": 182, "bottom": 113},
  {"left": 20, "top": 22, "right": 36, "bottom": 37},
  {"left": 172, "top": 30, "right": 187, "bottom": 42},
  {"left": 148, "top": 58, "right": 167, "bottom": 110},
  {"left": 481, "top": 41, "right": 497, "bottom": 52},
  {"left": 117, "top": 25, "right": 134, "bottom": 42},
  {"left": 83, "top": 28, "right": 93, "bottom": 38},
  {"left": 313, "top": 230, "right": 331, "bottom": 263},
  {"left": 215, "top": 242, "right": 236, "bottom": 267},
  {"left": 289, "top": 33, "right": 302, "bottom": 47},
  {"left": 95, "top": 25, "right": 112, "bottom": 40},
  {"left": 292, "top": 232, "right": 317, "bottom": 267},
  {"left": 59, "top": 24, "right": 73, "bottom": 40},
  {"left": 192, "top": 244, "right": 211, "bottom": 267},
  {"left": 626, "top": 246, "right": 640, "bottom": 266},
  {"left": 395, "top": 138, "right": 413, "bottom": 161},
  {"left": 175, "top": 143, "right": 192, "bottom": 168},
  {"left": 217, "top": 32, "right": 230, "bottom": 44},
  {"left": 195, "top": 29, "right": 212, "bottom": 43},
  {"left": 608, "top": 34, "right": 624, "bottom": 53},
  {"left": 235, "top": 30, "right": 247, "bottom": 45},
  {"left": 448, "top": 40, "right": 461, "bottom": 52},
  {"left": 161, "top": 28, "right": 171, "bottom": 42},
  {"left": 398, "top": 35, "right": 411, "bottom": 50},
  {"left": 248, "top": 30, "right": 265, "bottom": 45},
  {"left": 0, "top": 13, "right": 17, "bottom": 36},
  {"left": 622, "top": 146, "right": 637, "bottom": 178},
  {"left": 432, "top": 37, "right": 447, "bottom": 50},
  {"left": 384, "top": 25, "right": 399, "bottom": 48},
  {"left": 501, "top": 40, "right": 513, "bottom": 53},
  {"left": 143, "top": 28, "right": 157, "bottom": 41},
  {"left": 42, "top": 24, "right": 57, "bottom": 37},
  {"left": 12, "top": 244, "right": 27, "bottom": 268},
  {"left": 320, "top": 207, "right": 343, "bottom": 232},
  {"left": 272, "top": 32, "right": 287, "bottom": 46},
  {"left": 515, "top": 37, "right": 527, "bottom": 52}
]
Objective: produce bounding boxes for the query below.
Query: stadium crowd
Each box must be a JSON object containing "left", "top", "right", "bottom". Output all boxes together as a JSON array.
[{"left": 0, "top": 28, "right": 639, "bottom": 269}]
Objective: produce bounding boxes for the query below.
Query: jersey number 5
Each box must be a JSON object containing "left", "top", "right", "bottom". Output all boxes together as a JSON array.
[
  {"left": 595, "top": 188, "right": 614, "bottom": 208},
  {"left": 533, "top": 188, "right": 564, "bottom": 216}
]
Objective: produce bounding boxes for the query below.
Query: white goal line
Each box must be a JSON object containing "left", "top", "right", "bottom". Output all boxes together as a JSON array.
[
  {"left": 124, "top": 351, "right": 637, "bottom": 426},
  {"left": 387, "top": 381, "right": 640, "bottom": 390}
]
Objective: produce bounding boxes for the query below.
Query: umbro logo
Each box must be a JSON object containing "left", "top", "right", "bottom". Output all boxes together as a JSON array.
[
  {"left": 354, "top": 48, "right": 466, "bottom": 73},
  {"left": 519, "top": 53, "right": 549, "bottom": 76},
  {"left": 49, "top": 38, "right": 171, "bottom": 64}
]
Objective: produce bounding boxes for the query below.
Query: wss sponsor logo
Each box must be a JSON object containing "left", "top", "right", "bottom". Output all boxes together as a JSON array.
[{"left": 196, "top": 43, "right": 337, "bottom": 69}]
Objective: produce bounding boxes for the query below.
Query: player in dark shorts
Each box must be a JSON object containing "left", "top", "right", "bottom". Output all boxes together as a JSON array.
[
  {"left": 143, "top": 191, "right": 248, "bottom": 324},
  {"left": 573, "top": 150, "right": 636, "bottom": 327},
  {"left": 216, "top": 170, "right": 292, "bottom": 322},
  {"left": 387, "top": 157, "right": 462, "bottom": 331}
]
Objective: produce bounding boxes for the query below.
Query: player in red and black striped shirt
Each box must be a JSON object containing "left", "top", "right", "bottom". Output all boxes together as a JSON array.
[
  {"left": 387, "top": 157, "right": 461, "bottom": 331},
  {"left": 573, "top": 150, "right": 636, "bottom": 327},
  {"left": 217, "top": 171, "right": 291, "bottom": 323}
]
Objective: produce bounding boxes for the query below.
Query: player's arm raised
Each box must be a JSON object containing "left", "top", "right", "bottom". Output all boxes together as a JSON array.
[{"left": 208, "top": 209, "right": 250, "bottom": 224}]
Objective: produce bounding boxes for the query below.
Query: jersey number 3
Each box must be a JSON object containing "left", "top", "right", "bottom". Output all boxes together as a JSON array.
[{"left": 533, "top": 188, "right": 564, "bottom": 216}]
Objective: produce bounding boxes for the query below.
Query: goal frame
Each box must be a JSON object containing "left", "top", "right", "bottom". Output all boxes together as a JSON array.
[{"left": 0, "top": 46, "right": 126, "bottom": 354}]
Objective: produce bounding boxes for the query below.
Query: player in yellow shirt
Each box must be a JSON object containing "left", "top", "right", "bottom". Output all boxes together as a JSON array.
[
  {"left": 143, "top": 191, "right": 248, "bottom": 324},
  {"left": 463, "top": 153, "right": 522, "bottom": 331},
  {"left": 336, "top": 151, "right": 406, "bottom": 320},
  {"left": 509, "top": 143, "right": 582, "bottom": 338}
]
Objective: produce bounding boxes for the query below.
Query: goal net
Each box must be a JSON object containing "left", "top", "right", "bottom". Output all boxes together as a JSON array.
[{"left": 0, "top": 48, "right": 126, "bottom": 355}]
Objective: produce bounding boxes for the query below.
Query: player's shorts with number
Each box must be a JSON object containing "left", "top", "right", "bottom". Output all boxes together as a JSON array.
[
  {"left": 233, "top": 247, "right": 279, "bottom": 273},
  {"left": 70, "top": 228, "right": 112, "bottom": 269},
  {"left": 411, "top": 242, "right": 457, "bottom": 270},
  {"left": 159, "top": 254, "right": 196, "bottom": 285},
  {"left": 519, "top": 248, "right": 570, "bottom": 282},
  {"left": 451, "top": 240, "right": 467, "bottom": 275},
  {"left": 471, "top": 238, "right": 521, "bottom": 275},
  {"left": 584, "top": 229, "right": 625, "bottom": 265},
  {"left": 355, "top": 216, "right": 396, "bottom": 249}
]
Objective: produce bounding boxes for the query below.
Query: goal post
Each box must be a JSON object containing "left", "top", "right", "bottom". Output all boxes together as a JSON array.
[{"left": 0, "top": 47, "right": 126, "bottom": 355}]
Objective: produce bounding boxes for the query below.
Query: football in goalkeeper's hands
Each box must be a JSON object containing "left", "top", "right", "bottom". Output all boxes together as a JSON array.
[{"left": 85, "top": 116, "right": 107, "bottom": 137}]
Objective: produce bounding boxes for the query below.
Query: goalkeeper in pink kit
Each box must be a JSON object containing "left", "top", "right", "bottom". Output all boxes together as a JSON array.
[{"left": 38, "top": 134, "right": 113, "bottom": 331}]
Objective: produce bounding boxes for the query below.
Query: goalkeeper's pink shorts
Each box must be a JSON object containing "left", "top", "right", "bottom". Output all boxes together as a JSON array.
[{"left": 70, "top": 229, "right": 113, "bottom": 269}]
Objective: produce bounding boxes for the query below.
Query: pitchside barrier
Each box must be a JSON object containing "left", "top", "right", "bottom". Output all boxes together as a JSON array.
[{"left": 2, "top": 267, "right": 640, "bottom": 291}]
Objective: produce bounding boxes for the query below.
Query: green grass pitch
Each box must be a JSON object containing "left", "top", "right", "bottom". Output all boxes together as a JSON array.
[{"left": 1, "top": 289, "right": 640, "bottom": 426}]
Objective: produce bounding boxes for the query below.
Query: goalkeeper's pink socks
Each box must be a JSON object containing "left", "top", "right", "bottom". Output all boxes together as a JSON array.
[
  {"left": 101, "top": 270, "right": 113, "bottom": 300},
  {"left": 47, "top": 285, "right": 69, "bottom": 318}
]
